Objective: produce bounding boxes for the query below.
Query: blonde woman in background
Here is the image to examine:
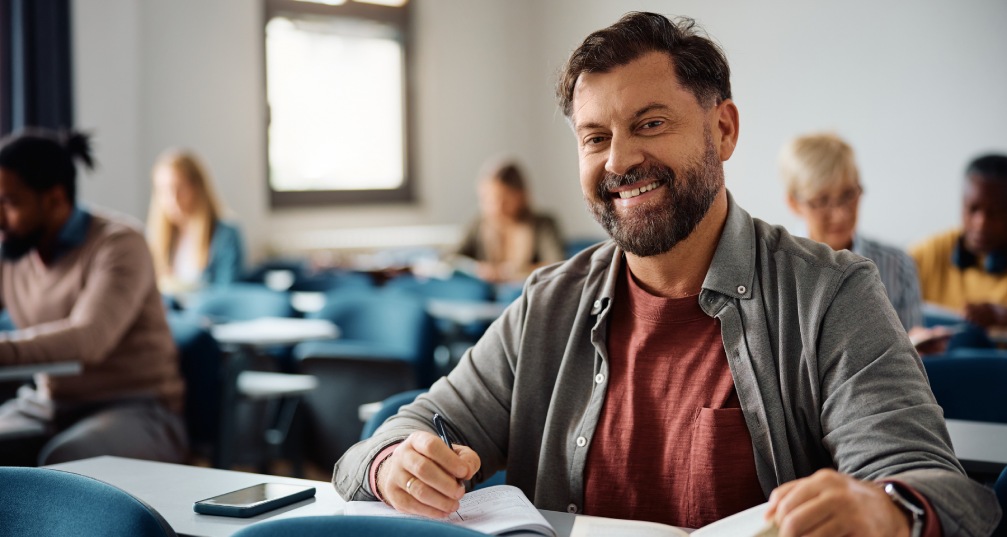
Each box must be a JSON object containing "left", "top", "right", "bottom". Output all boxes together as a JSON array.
[
  {"left": 456, "top": 160, "right": 564, "bottom": 283},
  {"left": 780, "top": 132, "right": 950, "bottom": 352},
  {"left": 147, "top": 149, "right": 245, "bottom": 294}
]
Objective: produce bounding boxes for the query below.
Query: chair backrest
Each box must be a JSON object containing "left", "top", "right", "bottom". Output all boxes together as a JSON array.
[
  {"left": 167, "top": 313, "right": 224, "bottom": 454},
  {"left": 307, "top": 290, "right": 436, "bottom": 367},
  {"left": 289, "top": 270, "right": 375, "bottom": 293},
  {"left": 361, "top": 389, "right": 427, "bottom": 441},
  {"left": 186, "top": 283, "right": 295, "bottom": 322},
  {"left": 0, "top": 467, "right": 176, "bottom": 537},
  {"left": 923, "top": 355, "right": 1007, "bottom": 423},
  {"left": 385, "top": 273, "right": 494, "bottom": 302},
  {"left": 232, "top": 515, "right": 486, "bottom": 537}
]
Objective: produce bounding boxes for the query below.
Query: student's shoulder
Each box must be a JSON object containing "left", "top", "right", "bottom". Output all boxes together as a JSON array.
[
  {"left": 526, "top": 240, "right": 613, "bottom": 289},
  {"left": 753, "top": 218, "right": 869, "bottom": 276},
  {"left": 86, "top": 208, "right": 145, "bottom": 240}
]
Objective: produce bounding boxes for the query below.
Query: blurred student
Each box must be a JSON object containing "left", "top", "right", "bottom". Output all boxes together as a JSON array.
[
  {"left": 780, "top": 133, "right": 949, "bottom": 351},
  {"left": 910, "top": 154, "right": 1007, "bottom": 328},
  {"left": 456, "top": 160, "right": 564, "bottom": 283},
  {"left": 147, "top": 149, "right": 245, "bottom": 294},
  {"left": 0, "top": 129, "right": 186, "bottom": 465}
]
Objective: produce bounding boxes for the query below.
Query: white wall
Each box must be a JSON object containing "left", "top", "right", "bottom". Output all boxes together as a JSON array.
[{"left": 73, "top": 0, "right": 1007, "bottom": 261}]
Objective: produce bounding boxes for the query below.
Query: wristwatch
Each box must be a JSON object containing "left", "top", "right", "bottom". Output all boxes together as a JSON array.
[{"left": 884, "top": 482, "right": 924, "bottom": 537}]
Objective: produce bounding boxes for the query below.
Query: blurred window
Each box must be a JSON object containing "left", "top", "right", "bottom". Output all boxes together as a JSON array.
[{"left": 265, "top": 0, "right": 412, "bottom": 206}]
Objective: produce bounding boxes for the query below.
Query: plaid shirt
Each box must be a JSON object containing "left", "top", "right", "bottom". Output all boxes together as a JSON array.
[{"left": 853, "top": 234, "right": 923, "bottom": 330}]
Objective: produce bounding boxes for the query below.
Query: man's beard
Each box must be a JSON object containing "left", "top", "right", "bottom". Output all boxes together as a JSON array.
[
  {"left": 0, "top": 230, "right": 42, "bottom": 261},
  {"left": 586, "top": 132, "right": 724, "bottom": 257}
]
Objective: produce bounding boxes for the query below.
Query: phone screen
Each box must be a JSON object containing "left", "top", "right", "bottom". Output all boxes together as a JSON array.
[{"left": 198, "top": 483, "right": 312, "bottom": 507}]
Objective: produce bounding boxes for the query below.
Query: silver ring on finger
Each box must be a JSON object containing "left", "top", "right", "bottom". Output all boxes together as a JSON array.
[{"left": 405, "top": 476, "right": 416, "bottom": 493}]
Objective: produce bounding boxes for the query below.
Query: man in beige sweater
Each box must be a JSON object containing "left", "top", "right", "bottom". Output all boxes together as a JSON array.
[{"left": 0, "top": 129, "right": 186, "bottom": 465}]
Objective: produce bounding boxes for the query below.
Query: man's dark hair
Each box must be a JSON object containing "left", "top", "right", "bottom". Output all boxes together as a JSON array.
[
  {"left": 557, "top": 12, "right": 732, "bottom": 118},
  {"left": 966, "top": 153, "right": 1007, "bottom": 182},
  {"left": 0, "top": 128, "right": 95, "bottom": 204}
]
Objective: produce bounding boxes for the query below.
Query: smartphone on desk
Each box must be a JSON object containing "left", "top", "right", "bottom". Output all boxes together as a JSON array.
[{"left": 193, "top": 483, "right": 316, "bottom": 518}]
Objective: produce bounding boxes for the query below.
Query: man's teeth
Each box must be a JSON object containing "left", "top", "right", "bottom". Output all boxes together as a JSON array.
[{"left": 617, "top": 181, "right": 661, "bottom": 199}]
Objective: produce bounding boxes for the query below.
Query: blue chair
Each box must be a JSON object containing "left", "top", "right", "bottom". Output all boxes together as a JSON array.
[
  {"left": 186, "top": 283, "right": 295, "bottom": 322},
  {"left": 923, "top": 355, "right": 1007, "bottom": 423},
  {"left": 178, "top": 285, "right": 314, "bottom": 474},
  {"left": 361, "top": 389, "right": 506, "bottom": 490},
  {"left": 386, "top": 273, "right": 496, "bottom": 370},
  {"left": 232, "top": 516, "right": 485, "bottom": 537},
  {"left": 0, "top": 467, "right": 176, "bottom": 536},
  {"left": 293, "top": 291, "right": 437, "bottom": 469},
  {"left": 994, "top": 465, "right": 1007, "bottom": 537},
  {"left": 289, "top": 270, "right": 375, "bottom": 293}
]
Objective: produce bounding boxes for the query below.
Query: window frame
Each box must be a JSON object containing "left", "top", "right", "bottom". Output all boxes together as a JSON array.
[{"left": 262, "top": 0, "right": 415, "bottom": 207}]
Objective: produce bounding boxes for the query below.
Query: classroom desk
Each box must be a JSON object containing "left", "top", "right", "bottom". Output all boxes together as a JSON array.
[
  {"left": 946, "top": 418, "right": 1007, "bottom": 474},
  {"left": 45, "top": 456, "right": 579, "bottom": 537},
  {"left": 209, "top": 317, "right": 338, "bottom": 472},
  {"left": 0, "top": 361, "right": 81, "bottom": 381}
]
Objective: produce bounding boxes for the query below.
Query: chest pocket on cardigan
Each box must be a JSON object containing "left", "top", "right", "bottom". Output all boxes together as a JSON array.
[{"left": 685, "top": 407, "right": 766, "bottom": 529}]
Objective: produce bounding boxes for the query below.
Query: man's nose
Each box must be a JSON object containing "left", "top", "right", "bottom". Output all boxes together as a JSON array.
[{"left": 605, "top": 135, "right": 645, "bottom": 177}]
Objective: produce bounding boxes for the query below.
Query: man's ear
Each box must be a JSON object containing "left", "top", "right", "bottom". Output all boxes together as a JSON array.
[{"left": 713, "top": 98, "right": 740, "bottom": 161}]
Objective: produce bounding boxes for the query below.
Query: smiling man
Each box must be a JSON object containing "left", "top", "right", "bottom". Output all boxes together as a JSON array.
[{"left": 333, "top": 12, "right": 1000, "bottom": 536}]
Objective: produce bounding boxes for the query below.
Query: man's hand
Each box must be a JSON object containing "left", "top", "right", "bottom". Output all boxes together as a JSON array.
[
  {"left": 765, "top": 469, "right": 911, "bottom": 537},
  {"left": 963, "top": 302, "right": 1007, "bottom": 328},
  {"left": 376, "top": 431, "right": 481, "bottom": 518}
]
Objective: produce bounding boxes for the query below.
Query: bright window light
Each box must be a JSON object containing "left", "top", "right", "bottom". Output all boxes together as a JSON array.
[{"left": 266, "top": 15, "right": 406, "bottom": 193}]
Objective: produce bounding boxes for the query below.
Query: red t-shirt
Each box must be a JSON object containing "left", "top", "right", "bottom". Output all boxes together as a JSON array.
[{"left": 583, "top": 265, "right": 765, "bottom": 528}]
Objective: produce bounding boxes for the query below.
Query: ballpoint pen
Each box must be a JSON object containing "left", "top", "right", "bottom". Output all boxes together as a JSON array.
[{"left": 432, "top": 412, "right": 452, "bottom": 449}]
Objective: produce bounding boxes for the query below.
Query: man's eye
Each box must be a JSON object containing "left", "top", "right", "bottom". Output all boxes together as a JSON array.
[
  {"left": 641, "top": 120, "right": 663, "bottom": 129},
  {"left": 585, "top": 136, "right": 607, "bottom": 145}
]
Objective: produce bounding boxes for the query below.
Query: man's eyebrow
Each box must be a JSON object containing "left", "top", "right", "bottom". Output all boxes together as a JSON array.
[
  {"left": 574, "top": 102, "right": 675, "bottom": 132},
  {"left": 634, "top": 103, "right": 671, "bottom": 118}
]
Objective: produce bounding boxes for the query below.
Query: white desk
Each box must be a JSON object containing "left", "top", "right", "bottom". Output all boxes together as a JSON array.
[
  {"left": 46, "top": 456, "right": 578, "bottom": 537},
  {"left": 47, "top": 456, "right": 341, "bottom": 537},
  {"left": 210, "top": 318, "right": 338, "bottom": 348},
  {"left": 208, "top": 317, "right": 338, "bottom": 472},
  {"left": 946, "top": 419, "right": 1007, "bottom": 470},
  {"left": 0, "top": 361, "right": 81, "bottom": 381}
]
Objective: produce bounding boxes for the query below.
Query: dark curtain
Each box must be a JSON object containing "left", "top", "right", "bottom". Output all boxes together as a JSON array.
[{"left": 0, "top": 0, "right": 73, "bottom": 135}]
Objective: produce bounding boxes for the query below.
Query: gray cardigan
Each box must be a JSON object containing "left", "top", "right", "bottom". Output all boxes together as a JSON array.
[{"left": 335, "top": 193, "right": 1000, "bottom": 536}]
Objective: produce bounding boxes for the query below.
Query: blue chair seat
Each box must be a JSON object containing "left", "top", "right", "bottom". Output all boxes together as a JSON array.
[{"left": 0, "top": 467, "right": 176, "bottom": 536}]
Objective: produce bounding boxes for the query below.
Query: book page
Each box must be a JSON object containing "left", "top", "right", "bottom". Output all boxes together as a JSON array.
[
  {"left": 570, "top": 503, "right": 775, "bottom": 537},
  {"left": 571, "top": 515, "right": 689, "bottom": 537},
  {"left": 345, "top": 485, "right": 555, "bottom": 536},
  {"left": 694, "top": 503, "right": 776, "bottom": 537}
]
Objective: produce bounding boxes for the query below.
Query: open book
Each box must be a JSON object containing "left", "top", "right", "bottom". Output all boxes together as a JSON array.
[
  {"left": 345, "top": 484, "right": 776, "bottom": 537},
  {"left": 571, "top": 503, "right": 776, "bottom": 537},
  {"left": 345, "top": 485, "right": 555, "bottom": 536}
]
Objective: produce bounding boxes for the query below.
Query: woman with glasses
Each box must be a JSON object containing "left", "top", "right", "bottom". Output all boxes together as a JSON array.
[{"left": 780, "top": 133, "right": 947, "bottom": 352}]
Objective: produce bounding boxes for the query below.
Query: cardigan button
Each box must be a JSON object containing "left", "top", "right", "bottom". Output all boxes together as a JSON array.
[
  {"left": 737, "top": 285, "right": 747, "bottom": 294},
  {"left": 594, "top": 373, "right": 605, "bottom": 384},
  {"left": 576, "top": 436, "right": 587, "bottom": 447},
  {"left": 567, "top": 503, "right": 577, "bottom": 513}
]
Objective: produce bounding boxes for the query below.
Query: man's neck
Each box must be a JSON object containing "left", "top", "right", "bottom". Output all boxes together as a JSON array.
[
  {"left": 624, "top": 189, "right": 729, "bottom": 298},
  {"left": 35, "top": 204, "right": 74, "bottom": 264}
]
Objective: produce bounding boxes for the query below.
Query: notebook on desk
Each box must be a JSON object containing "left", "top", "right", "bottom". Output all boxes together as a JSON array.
[{"left": 345, "top": 484, "right": 777, "bottom": 537}]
